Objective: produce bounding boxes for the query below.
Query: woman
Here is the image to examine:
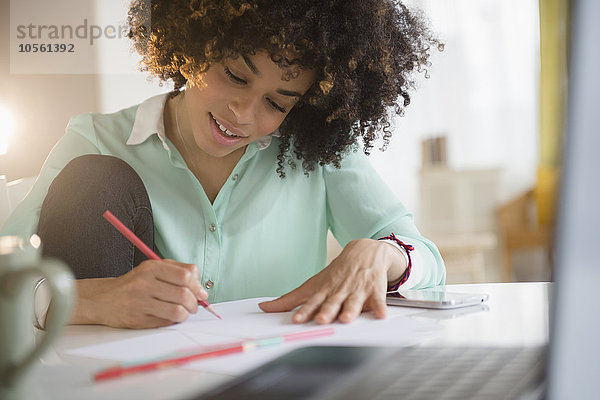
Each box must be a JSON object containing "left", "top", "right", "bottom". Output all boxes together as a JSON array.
[{"left": 2, "top": 0, "right": 445, "bottom": 328}]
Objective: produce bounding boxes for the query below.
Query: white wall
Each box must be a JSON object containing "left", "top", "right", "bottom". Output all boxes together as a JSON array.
[
  {"left": 371, "top": 0, "right": 540, "bottom": 219},
  {"left": 1, "top": 0, "right": 99, "bottom": 181},
  {"left": 92, "top": 0, "right": 173, "bottom": 113},
  {"left": 94, "top": 0, "right": 540, "bottom": 219}
]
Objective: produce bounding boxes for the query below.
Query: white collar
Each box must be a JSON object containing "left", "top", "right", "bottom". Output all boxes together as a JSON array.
[
  {"left": 255, "top": 128, "right": 281, "bottom": 150},
  {"left": 126, "top": 92, "right": 280, "bottom": 151},
  {"left": 126, "top": 93, "right": 170, "bottom": 151}
]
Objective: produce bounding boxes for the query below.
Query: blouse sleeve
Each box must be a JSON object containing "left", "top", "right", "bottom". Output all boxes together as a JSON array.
[
  {"left": 1, "top": 114, "right": 101, "bottom": 238},
  {"left": 323, "top": 149, "right": 446, "bottom": 289}
]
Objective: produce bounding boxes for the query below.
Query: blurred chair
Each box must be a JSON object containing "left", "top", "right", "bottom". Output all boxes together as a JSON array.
[
  {"left": 419, "top": 167, "right": 501, "bottom": 283},
  {"left": 497, "top": 188, "right": 552, "bottom": 281},
  {"left": 428, "top": 233, "right": 497, "bottom": 283}
]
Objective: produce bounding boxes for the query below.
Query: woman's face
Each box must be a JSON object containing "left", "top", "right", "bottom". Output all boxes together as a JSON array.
[{"left": 182, "top": 51, "right": 316, "bottom": 158}]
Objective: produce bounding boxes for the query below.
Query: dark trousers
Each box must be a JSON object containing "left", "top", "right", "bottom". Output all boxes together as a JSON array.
[{"left": 37, "top": 155, "right": 156, "bottom": 279}]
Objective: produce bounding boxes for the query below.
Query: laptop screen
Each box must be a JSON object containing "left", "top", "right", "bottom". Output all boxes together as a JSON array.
[{"left": 546, "top": 0, "right": 600, "bottom": 398}]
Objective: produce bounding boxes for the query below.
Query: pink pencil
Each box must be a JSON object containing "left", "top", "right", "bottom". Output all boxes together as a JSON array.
[
  {"left": 103, "top": 210, "right": 222, "bottom": 320},
  {"left": 93, "top": 327, "right": 335, "bottom": 381}
]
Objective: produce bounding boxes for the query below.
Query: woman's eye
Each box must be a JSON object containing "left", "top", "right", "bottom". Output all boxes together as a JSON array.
[
  {"left": 268, "top": 99, "right": 287, "bottom": 113},
  {"left": 225, "top": 66, "right": 286, "bottom": 113},
  {"left": 224, "top": 67, "right": 246, "bottom": 84}
]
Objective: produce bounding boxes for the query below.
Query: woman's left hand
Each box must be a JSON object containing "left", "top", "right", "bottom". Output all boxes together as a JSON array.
[{"left": 259, "top": 238, "right": 406, "bottom": 324}]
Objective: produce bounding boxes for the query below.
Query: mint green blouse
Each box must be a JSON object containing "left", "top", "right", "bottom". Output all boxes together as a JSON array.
[{"left": 1, "top": 94, "right": 445, "bottom": 303}]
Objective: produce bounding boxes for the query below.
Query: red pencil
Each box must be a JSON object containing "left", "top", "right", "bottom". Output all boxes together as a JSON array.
[
  {"left": 93, "top": 327, "right": 335, "bottom": 381},
  {"left": 103, "top": 210, "right": 221, "bottom": 320}
]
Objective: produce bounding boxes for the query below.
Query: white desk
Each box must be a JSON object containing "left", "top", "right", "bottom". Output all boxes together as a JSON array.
[{"left": 27, "top": 282, "right": 551, "bottom": 400}]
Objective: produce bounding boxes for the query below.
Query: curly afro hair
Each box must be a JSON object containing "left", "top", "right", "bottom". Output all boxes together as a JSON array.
[{"left": 127, "top": 0, "right": 441, "bottom": 177}]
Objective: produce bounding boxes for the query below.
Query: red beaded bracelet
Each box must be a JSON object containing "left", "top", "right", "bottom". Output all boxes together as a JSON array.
[{"left": 378, "top": 233, "right": 414, "bottom": 291}]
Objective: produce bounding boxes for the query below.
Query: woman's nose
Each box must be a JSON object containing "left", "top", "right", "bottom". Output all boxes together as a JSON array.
[{"left": 228, "top": 95, "right": 257, "bottom": 125}]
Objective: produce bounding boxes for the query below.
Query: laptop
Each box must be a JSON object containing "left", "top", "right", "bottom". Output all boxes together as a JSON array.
[{"left": 193, "top": 1, "right": 600, "bottom": 398}]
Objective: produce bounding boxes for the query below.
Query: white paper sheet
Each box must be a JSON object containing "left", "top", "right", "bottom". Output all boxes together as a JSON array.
[
  {"left": 184, "top": 314, "right": 441, "bottom": 375},
  {"left": 66, "top": 298, "right": 440, "bottom": 376},
  {"left": 65, "top": 331, "right": 199, "bottom": 362}
]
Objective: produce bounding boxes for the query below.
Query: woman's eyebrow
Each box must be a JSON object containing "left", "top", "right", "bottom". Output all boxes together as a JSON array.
[{"left": 242, "top": 54, "right": 260, "bottom": 76}]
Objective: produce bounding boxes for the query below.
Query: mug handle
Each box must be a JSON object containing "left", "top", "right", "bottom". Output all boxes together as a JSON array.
[{"left": 5, "top": 258, "right": 73, "bottom": 386}]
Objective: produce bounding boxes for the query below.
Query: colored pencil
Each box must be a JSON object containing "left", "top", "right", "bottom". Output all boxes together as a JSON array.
[
  {"left": 102, "top": 210, "right": 221, "bottom": 320},
  {"left": 93, "top": 327, "right": 335, "bottom": 381}
]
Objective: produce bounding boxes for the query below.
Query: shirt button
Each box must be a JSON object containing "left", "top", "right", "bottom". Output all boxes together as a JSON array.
[
  {"left": 209, "top": 223, "right": 216, "bottom": 232},
  {"left": 232, "top": 173, "right": 239, "bottom": 181},
  {"left": 205, "top": 280, "right": 214, "bottom": 289}
]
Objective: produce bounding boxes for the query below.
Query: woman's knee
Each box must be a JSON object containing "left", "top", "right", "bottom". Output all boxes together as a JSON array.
[
  {"left": 52, "top": 155, "right": 144, "bottom": 192},
  {"left": 37, "top": 155, "right": 154, "bottom": 278},
  {"left": 43, "top": 155, "right": 149, "bottom": 210}
]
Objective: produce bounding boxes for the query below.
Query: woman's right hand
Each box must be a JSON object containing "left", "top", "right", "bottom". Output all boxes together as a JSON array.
[{"left": 70, "top": 259, "right": 208, "bottom": 329}]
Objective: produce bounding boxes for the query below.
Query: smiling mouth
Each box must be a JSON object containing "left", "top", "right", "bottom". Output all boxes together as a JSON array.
[{"left": 210, "top": 114, "right": 246, "bottom": 138}]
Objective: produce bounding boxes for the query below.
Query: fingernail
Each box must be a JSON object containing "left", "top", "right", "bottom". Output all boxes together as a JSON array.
[
  {"left": 340, "top": 313, "right": 353, "bottom": 323},
  {"left": 315, "top": 314, "right": 328, "bottom": 324},
  {"left": 293, "top": 313, "right": 304, "bottom": 323}
]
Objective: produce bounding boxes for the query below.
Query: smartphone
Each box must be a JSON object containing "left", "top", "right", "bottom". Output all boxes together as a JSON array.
[{"left": 386, "top": 289, "right": 489, "bottom": 309}]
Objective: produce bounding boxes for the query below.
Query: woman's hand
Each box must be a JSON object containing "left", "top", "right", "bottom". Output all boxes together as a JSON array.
[
  {"left": 70, "top": 259, "right": 208, "bottom": 329},
  {"left": 259, "top": 239, "right": 407, "bottom": 324}
]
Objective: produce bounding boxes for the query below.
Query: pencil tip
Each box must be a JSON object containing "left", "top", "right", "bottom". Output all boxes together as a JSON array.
[{"left": 208, "top": 306, "right": 222, "bottom": 319}]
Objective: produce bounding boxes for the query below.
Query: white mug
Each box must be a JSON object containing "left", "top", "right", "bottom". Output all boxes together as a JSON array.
[{"left": 0, "top": 235, "right": 74, "bottom": 400}]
